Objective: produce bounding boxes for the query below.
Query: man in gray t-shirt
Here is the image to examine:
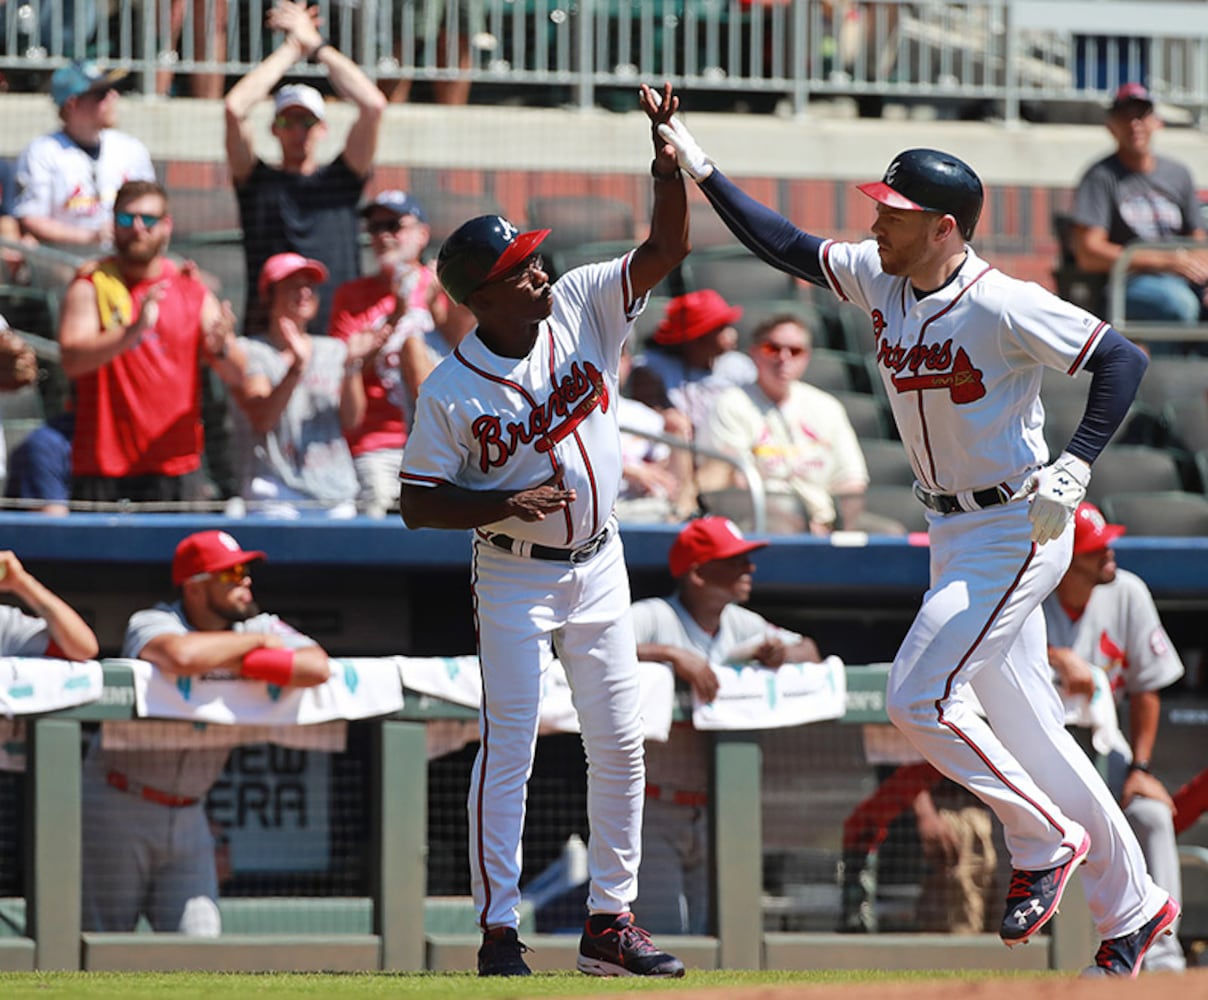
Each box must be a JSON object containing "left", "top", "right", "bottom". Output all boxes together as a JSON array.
[
  {"left": 1043, "top": 503, "right": 1186, "bottom": 972},
  {"left": 81, "top": 530, "right": 333, "bottom": 936},
  {"left": 628, "top": 517, "right": 820, "bottom": 935},
  {"left": 1071, "top": 82, "right": 1208, "bottom": 341}
]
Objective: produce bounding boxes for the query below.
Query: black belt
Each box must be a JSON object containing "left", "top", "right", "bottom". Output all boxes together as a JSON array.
[
  {"left": 913, "top": 482, "right": 1011, "bottom": 515},
  {"left": 486, "top": 528, "right": 610, "bottom": 564}
]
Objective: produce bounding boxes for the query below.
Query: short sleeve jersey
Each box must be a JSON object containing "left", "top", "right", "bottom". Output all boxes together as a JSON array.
[
  {"left": 700, "top": 380, "right": 868, "bottom": 507},
  {"left": 0, "top": 604, "right": 50, "bottom": 657},
  {"left": 630, "top": 595, "right": 802, "bottom": 792},
  {"left": 400, "top": 254, "right": 646, "bottom": 548},
  {"left": 103, "top": 600, "right": 321, "bottom": 797},
  {"left": 1072, "top": 153, "right": 1202, "bottom": 247},
  {"left": 1042, "top": 569, "right": 1185, "bottom": 703},
  {"left": 14, "top": 129, "right": 154, "bottom": 233},
  {"left": 818, "top": 242, "right": 1107, "bottom": 493},
  {"left": 631, "top": 347, "right": 756, "bottom": 434}
]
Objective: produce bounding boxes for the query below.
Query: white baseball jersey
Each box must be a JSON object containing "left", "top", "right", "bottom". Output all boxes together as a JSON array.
[
  {"left": 14, "top": 129, "right": 154, "bottom": 232},
  {"left": 401, "top": 254, "right": 646, "bottom": 546},
  {"left": 1043, "top": 571, "right": 1185, "bottom": 702},
  {"left": 819, "top": 241, "right": 1108, "bottom": 494}
]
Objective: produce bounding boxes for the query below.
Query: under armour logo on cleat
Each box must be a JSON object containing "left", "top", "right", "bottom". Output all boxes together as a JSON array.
[{"left": 1013, "top": 900, "right": 1044, "bottom": 924}]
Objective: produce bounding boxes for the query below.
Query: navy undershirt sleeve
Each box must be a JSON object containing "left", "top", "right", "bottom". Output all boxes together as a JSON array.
[
  {"left": 698, "top": 170, "right": 829, "bottom": 287},
  {"left": 1065, "top": 328, "right": 1149, "bottom": 464}
]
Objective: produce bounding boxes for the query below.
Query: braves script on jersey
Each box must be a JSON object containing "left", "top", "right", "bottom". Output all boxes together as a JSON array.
[
  {"left": 401, "top": 255, "right": 644, "bottom": 546},
  {"left": 819, "top": 241, "right": 1106, "bottom": 493}
]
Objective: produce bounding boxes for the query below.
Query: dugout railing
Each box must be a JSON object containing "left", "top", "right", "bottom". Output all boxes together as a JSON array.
[{"left": 0, "top": 659, "right": 1091, "bottom": 974}]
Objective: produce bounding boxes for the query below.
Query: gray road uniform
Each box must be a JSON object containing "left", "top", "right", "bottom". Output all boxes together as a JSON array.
[
  {"left": 0, "top": 605, "right": 54, "bottom": 656},
  {"left": 81, "top": 601, "right": 317, "bottom": 935},
  {"left": 1042, "top": 569, "right": 1186, "bottom": 971},
  {"left": 628, "top": 595, "right": 802, "bottom": 935}
]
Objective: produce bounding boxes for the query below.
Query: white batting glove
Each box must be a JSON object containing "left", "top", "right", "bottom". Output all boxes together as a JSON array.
[
  {"left": 657, "top": 118, "right": 714, "bottom": 182},
  {"left": 1018, "top": 451, "right": 1091, "bottom": 545}
]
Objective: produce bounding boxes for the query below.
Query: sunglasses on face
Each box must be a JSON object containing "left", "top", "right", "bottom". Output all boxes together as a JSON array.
[
  {"left": 274, "top": 114, "right": 320, "bottom": 130},
  {"left": 757, "top": 341, "right": 808, "bottom": 359},
  {"left": 213, "top": 564, "right": 251, "bottom": 584},
  {"left": 493, "top": 253, "right": 545, "bottom": 286},
  {"left": 114, "top": 211, "right": 164, "bottom": 229},
  {"left": 366, "top": 217, "right": 409, "bottom": 236}
]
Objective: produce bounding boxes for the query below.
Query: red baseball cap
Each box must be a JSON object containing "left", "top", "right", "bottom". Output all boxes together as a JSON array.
[
  {"left": 172, "top": 530, "right": 266, "bottom": 586},
  {"left": 653, "top": 289, "right": 743, "bottom": 346},
  {"left": 1110, "top": 82, "right": 1154, "bottom": 113},
  {"left": 258, "top": 252, "right": 329, "bottom": 302},
  {"left": 669, "top": 516, "right": 768, "bottom": 578},
  {"left": 1072, "top": 502, "right": 1126, "bottom": 555}
]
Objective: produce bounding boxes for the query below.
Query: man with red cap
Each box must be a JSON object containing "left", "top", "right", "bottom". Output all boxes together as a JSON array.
[
  {"left": 82, "top": 529, "right": 332, "bottom": 937},
  {"left": 629, "top": 288, "right": 756, "bottom": 436},
  {"left": 231, "top": 252, "right": 372, "bottom": 518},
  {"left": 1043, "top": 502, "right": 1187, "bottom": 972},
  {"left": 628, "top": 516, "right": 821, "bottom": 935}
]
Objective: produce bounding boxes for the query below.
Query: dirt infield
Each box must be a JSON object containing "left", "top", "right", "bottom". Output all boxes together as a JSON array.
[{"left": 627, "top": 969, "right": 1207, "bottom": 1000}]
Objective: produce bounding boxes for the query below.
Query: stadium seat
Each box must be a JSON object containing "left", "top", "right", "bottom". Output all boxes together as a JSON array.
[
  {"left": 525, "top": 195, "right": 635, "bottom": 252},
  {"left": 681, "top": 246, "right": 798, "bottom": 302},
  {"left": 832, "top": 391, "right": 892, "bottom": 440},
  {"left": 1163, "top": 393, "right": 1208, "bottom": 454},
  {"left": 861, "top": 440, "right": 916, "bottom": 487},
  {"left": 1138, "top": 356, "right": 1208, "bottom": 414},
  {"left": 416, "top": 190, "right": 506, "bottom": 248},
  {"left": 1083, "top": 445, "right": 1184, "bottom": 509},
  {"left": 801, "top": 347, "right": 857, "bottom": 394},
  {"left": 1101, "top": 491, "right": 1208, "bottom": 537}
]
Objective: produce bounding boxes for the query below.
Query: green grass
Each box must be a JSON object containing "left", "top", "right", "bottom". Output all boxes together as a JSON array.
[{"left": 0, "top": 969, "right": 1049, "bottom": 999}]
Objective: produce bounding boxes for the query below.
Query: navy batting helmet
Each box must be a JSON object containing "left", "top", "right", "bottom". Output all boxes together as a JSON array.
[
  {"left": 436, "top": 215, "right": 551, "bottom": 305},
  {"left": 857, "top": 148, "right": 984, "bottom": 240}
]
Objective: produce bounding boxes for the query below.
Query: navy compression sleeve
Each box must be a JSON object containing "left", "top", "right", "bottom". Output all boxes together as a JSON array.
[
  {"left": 699, "top": 170, "right": 829, "bottom": 286},
  {"left": 1065, "top": 328, "right": 1149, "bottom": 464}
]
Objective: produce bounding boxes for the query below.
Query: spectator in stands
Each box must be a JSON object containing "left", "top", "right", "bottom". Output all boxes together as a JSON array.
[
  {"left": 81, "top": 529, "right": 332, "bottom": 936},
  {"left": 616, "top": 341, "right": 695, "bottom": 524},
  {"left": 1043, "top": 502, "right": 1186, "bottom": 972},
  {"left": 399, "top": 275, "right": 474, "bottom": 410},
  {"left": 1071, "top": 82, "right": 1208, "bottom": 353},
  {"left": 629, "top": 517, "right": 821, "bottom": 934},
  {"left": 329, "top": 190, "right": 435, "bottom": 518},
  {"left": 0, "top": 549, "right": 97, "bottom": 660},
  {"left": 696, "top": 313, "right": 884, "bottom": 535},
  {"left": 224, "top": 0, "right": 386, "bottom": 336},
  {"left": 13, "top": 61, "right": 154, "bottom": 250},
  {"left": 4, "top": 409, "right": 74, "bottom": 516},
  {"left": 629, "top": 290, "right": 756, "bottom": 438},
  {"left": 231, "top": 253, "right": 363, "bottom": 518},
  {"left": 380, "top": 0, "right": 477, "bottom": 106},
  {"left": 57, "top": 180, "right": 247, "bottom": 506},
  {"left": 158, "top": 0, "right": 229, "bottom": 99},
  {"left": 0, "top": 158, "right": 30, "bottom": 284}
]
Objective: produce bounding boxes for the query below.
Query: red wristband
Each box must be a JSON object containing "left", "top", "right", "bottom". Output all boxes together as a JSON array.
[{"left": 240, "top": 647, "right": 295, "bottom": 686}]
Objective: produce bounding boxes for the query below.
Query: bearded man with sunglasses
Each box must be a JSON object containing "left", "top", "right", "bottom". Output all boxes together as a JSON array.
[
  {"left": 58, "top": 180, "right": 247, "bottom": 507},
  {"left": 697, "top": 313, "right": 875, "bottom": 535},
  {"left": 225, "top": 0, "right": 386, "bottom": 337},
  {"left": 81, "top": 529, "right": 332, "bottom": 936}
]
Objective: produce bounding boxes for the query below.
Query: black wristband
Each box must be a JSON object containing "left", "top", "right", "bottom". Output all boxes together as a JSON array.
[
  {"left": 308, "top": 40, "right": 331, "bottom": 64},
  {"left": 651, "top": 161, "right": 680, "bottom": 182},
  {"left": 1128, "top": 760, "right": 1152, "bottom": 774}
]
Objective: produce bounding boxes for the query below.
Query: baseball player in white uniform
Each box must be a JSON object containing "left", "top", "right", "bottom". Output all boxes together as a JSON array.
[
  {"left": 1044, "top": 502, "right": 1186, "bottom": 972},
  {"left": 81, "top": 530, "right": 332, "bottom": 936},
  {"left": 399, "top": 83, "right": 689, "bottom": 979},
  {"left": 0, "top": 550, "right": 98, "bottom": 661},
  {"left": 651, "top": 87, "right": 1176, "bottom": 977}
]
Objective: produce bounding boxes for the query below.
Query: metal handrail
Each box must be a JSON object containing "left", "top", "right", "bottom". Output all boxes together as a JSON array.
[
  {"left": 620, "top": 421, "right": 768, "bottom": 535},
  {"left": 1107, "top": 239, "right": 1208, "bottom": 344}
]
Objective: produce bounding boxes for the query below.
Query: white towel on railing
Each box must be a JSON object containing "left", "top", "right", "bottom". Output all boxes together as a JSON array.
[
  {"left": 121, "top": 656, "right": 404, "bottom": 726},
  {"left": 692, "top": 655, "right": 848, "bottom": 731},
  {"left": 0, "top": 656, "right": 104, "bottom": 717}
]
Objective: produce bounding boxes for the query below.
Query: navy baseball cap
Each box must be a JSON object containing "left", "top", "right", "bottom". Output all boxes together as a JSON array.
[
  {"left": 360, "top": 190, "right": 427, "bottom": 224},
  {"left": 1110, "top": 82, "right": 1154, "bottom": 114},
  {"left": 51, "top": 60, "right": 127, "bottom": 108}
]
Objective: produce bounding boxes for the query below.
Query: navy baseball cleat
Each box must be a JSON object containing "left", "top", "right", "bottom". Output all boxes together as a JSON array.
[
  {"left": 577, "top": 912, "right": 686, "bottom": 977},
  {"left": 477, "top": 926, "right": 532, "bottom": 976},
  {"left": 1082, "top": 896, "right": 1181, "bottom": 978},
  {"left": 1000, "top": 832, "right": 1090, "bottom": 946}
]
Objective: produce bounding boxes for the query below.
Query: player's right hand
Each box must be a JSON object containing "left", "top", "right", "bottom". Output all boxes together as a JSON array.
[{"left": 656, "top": 117, "right": 714, "bottom": 182}]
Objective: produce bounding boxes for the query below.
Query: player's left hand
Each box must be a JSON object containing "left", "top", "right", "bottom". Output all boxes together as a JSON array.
[
  {"left": 1016, "top": 451, "right": 1090, "bottom": 545},
  {"left": 1122, "top": 769, "right": 1175, "bottom": 813},
  {"left": 506, "top": 473, "right": 577, "bottom": 521}
]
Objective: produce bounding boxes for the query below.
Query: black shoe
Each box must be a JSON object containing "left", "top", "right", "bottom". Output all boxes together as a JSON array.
[
  {"left": 477, "top": 926, "right": 532, "bottom": 976},
  {"left": 1082, "top": 897, "right": 1181, "bottom": 978},
  {"left": 1000, "top": 833, "right": 1089, "bottom": 946},
  {"left": 576, "top": 912, "right": 685, "bottom": 977}
]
